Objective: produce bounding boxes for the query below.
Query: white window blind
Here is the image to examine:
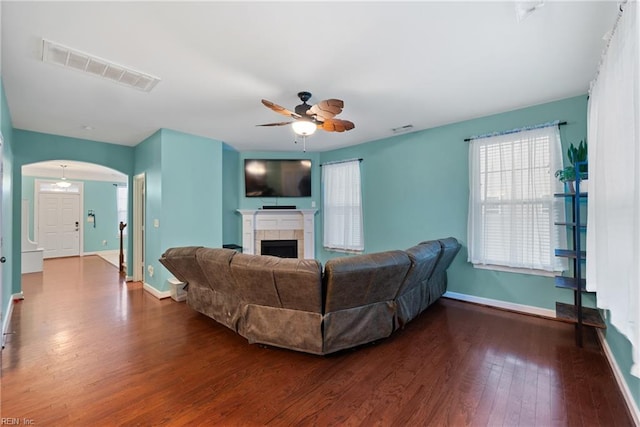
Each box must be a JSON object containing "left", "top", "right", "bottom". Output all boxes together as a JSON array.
[
  {"left": 467, "top": 126, "right": 566, "bottom": 272},
  {"left": 322, "top": 160, "right": 364, "bottom": 252},
  {"left": 116, "top": 185, "right": 128, "bottom": 235}
]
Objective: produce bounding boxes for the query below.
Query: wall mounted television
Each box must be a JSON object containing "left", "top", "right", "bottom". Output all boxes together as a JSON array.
[{"left": 244, "top": 159, "right": 312, "bottom": 197}]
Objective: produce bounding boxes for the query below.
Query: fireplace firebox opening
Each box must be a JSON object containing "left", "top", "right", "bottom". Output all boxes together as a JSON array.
[{"left": 261, "top": 239, "right": 298, "bottom": 259}]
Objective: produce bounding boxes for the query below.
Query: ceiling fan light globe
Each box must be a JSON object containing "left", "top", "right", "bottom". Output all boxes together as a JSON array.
[
  {"left": 56, "top": 180, "right": 72, "bottom": 188},
  {"left": 292, "top": 120, "right": 316, "bottom": 136}
]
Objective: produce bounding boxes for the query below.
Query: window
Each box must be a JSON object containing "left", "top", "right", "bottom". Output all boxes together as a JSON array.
[
  {"left": 467, "top": 125, "right": 566, "bottom": 273},
  {"left": 38, "top": 181, "right": 80, "bottom": 193},
  {"left": 322, "top": 160, "right": 364, "bottom": 252},
  {"left": 116, "top": 185, "right": 128, "bottom": 235}
]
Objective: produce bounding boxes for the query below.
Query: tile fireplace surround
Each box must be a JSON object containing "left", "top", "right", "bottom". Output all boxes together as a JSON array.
[{"left": 237, "top": 209, "right": 317, "bottom": 259}]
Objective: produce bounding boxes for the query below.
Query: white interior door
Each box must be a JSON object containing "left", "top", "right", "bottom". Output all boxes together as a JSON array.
[{"left": 38, "top": 193, "right": 80, "bottom": 259}]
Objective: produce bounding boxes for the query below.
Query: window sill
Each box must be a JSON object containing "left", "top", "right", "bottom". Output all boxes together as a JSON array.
[
  {"left": 472, "top": 263, "right": 558, "bottom": 277},
  {"left": 323, "top": 247, "right": 364, "bottom": 255}
]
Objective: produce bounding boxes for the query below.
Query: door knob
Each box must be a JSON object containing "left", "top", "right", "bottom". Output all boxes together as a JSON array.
[{"left": 0, "top": 257, "right": 6, "bottom": 263}]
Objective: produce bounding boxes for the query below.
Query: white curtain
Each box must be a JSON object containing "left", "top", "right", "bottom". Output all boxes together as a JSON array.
[
  {"left": 322, "top": 160, "right": 364, "bottom": 252},
  {"left": 468, "top": 126, "right": 566, "bottom": 272},
  {"left": 586, "top": 1, "right": 640, "bottom": 378}
]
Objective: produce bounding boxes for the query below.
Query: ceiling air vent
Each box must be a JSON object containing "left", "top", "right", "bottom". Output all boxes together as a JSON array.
[
  {"left": 41, "top": 39, "right": 161, "bottom": 92},
  {"left": 391, "top": 124, "right": 414, "bottom": 134}
]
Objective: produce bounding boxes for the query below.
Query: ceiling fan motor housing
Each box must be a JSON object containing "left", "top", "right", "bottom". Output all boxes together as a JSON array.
[
  {"left": 295, "top": 91, "right": 313, "bottom": 117},
  {"left": 297, "top": 91, "right": 312, "bottom": 103}
]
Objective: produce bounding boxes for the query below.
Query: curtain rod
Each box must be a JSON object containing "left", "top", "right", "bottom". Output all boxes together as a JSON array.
[
  {"left": 320, "top": 158, "right": 363, "bottom": 167},
  {"left": 464, "top": 121, "right": 567, "bottom": 142}
]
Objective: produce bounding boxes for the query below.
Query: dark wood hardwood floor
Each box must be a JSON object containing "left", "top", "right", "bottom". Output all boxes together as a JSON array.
[{"left": 1, "top": 256, "right": 633, "bottom": 426}]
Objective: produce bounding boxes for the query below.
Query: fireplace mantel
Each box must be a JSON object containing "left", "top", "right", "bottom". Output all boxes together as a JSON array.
[{"left": 237, "top": 209, "right": 318, "bottom": 259}]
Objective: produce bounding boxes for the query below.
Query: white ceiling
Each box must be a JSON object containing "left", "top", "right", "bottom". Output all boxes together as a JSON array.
[{"left": 1, "top": 1, "right": 619, "bottom": 153}]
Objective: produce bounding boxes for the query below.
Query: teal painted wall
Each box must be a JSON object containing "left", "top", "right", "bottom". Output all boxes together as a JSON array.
[
  {"left": 1, "top": 78, "right": 15, "bottom": 332},
  {"left": 83, "top": 180, "right": 121, "bottom": 252},
  {"left": 222, "top": 145, "right": 240, "bottom": 246},
  {"left": 134, "top": 131, "right": 163, "bottom": 290},
  {"left": 12, "top": 129, "right": 135, "bottom": 292},
  {"left": 161, "top": 129, "right": 224, "bottom": 249},
  {"left": 21, "top": 176, "right": 122, "bottom": 253},
  {"left": 135, "top": 129, "right": 225, "bottom": 292}
]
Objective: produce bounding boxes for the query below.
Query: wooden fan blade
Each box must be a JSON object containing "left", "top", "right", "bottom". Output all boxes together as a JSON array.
[
  {"left": 256, "top": 122, "right": 292, "bottom": 127},
  {"left": 319, "top": 118, "right": 355, "bottom": 133},
  {"left": 261, "top": 99, "right": 301, "bottom": 119},
  {"left": 307, "top": 99, "right": 344, "bottom": 121}
]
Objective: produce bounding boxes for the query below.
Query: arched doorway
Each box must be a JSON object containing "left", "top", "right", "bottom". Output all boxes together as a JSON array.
[{"left": 21, "top": 160, "right": 128, "bottom": 272}]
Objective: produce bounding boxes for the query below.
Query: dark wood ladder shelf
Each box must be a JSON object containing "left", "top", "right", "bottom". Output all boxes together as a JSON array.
[
  {"left": 553, "top": 163, "right": 601, "bottom": 347},
  {"left": 556, "top": 302, "right": 606, "bottom": 329},
  {"left": 554, "top": 249, "right": 586, "bottom": 259},
  {"left": 554, "top": 276, "right": 586, "bottom": 290},
  {"left": 554, "top": 221, "right": 587, "bottom": 229}
]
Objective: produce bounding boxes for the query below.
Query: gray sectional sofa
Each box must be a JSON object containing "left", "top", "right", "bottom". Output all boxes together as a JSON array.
[{"left": 159, "top": 237, "right": 461, "bottom": 355}]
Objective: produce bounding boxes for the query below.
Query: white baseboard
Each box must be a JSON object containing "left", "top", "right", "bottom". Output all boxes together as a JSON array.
[
  {"left": 143, "top": 282, "right": 171, "bottom": 299},
  {"left": 443, "top": 291, "right": 556, "bottom": 318},
  {"left": 3, "top": 293, "right": 24, "bottom": 348},
  {"left": 2, "top": 296, "right": 14, "bottom": 347},
  {"left": 597, "top": 329, "right": 640, "bottom": 426}
]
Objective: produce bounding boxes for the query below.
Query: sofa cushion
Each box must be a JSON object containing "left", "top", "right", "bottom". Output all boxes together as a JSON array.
[
  {"left": 193, "top": 248, "right": 242, "bottom": 331},
  {"left": 324, "top": 250, "right": 411, "bottom": 313},
  {"left": 396, "top": 240, "right": 441, "bottom": 297},
  {"left": 231, "top": 253, "right": 323, "bottom": 313},
  {"left": 159, "top": 246, "right": 207, "bottom": 290},
  {"left": 196, "top": 248, "right": 238, "bottom": 294},
  {"left": 424, "top": 237, "right": 462, "bottom": 305}
]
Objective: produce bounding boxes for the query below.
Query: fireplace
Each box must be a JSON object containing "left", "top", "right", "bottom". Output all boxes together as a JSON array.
[
  {"left": 261, "top": 239, "right": 298, "bottom": 259},
  {"left": 238, "top": 209, "right": 317, "bottom": 259}
]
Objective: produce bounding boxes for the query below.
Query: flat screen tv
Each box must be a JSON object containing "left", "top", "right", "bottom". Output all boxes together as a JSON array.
[{"left": 244, "top": 159, "right": 312, "bottom": 197}]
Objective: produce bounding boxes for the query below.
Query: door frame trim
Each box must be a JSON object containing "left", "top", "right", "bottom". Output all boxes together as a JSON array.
[{"left": 133, "top": 173, "right": 145, "bottom": 282}]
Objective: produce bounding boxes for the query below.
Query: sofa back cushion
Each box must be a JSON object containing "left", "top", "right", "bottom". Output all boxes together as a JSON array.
[
  {"left": 425, "top": 237, "right": 462, "bottom": 299},
  {"left": 396, "top": 240, "right": 441, "bottom": 297},
  {"left": 195, "top": 248, "right": 238, "bottom": 293},
  {"left": 324, "top": 250, "right": 411, "bottom": 313},
  {"left": 231, "top": 254, "right": 323, "bottom": 313},
  {"left": 430, "top": 237, "right": 461, "bottom": 277},
  {"left": 159, "top": 246, "right": 207, "bottom": 289}
]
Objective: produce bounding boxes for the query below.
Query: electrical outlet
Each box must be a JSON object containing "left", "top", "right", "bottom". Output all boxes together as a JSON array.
[
  {"left": 102, "top": 240, "right": 107, "bottom": 246},
  {"left": 148, "top": 265, "right": 154, "bottom": 277},
  {"left": 311, "top": 201, "right": 316, "bottom": 208},
  {"left": 154, "top": 219, "right": 160, "bottom": 228}
]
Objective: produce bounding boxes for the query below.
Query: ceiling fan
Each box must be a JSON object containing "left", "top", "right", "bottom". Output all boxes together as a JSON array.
[{"left": 258, "top": 91, "right": 355, "bottom": 137}]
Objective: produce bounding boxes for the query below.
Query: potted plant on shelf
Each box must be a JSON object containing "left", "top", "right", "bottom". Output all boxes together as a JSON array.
[{"left": 555, "top": 140, "right": 588, "bottom": 193}]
